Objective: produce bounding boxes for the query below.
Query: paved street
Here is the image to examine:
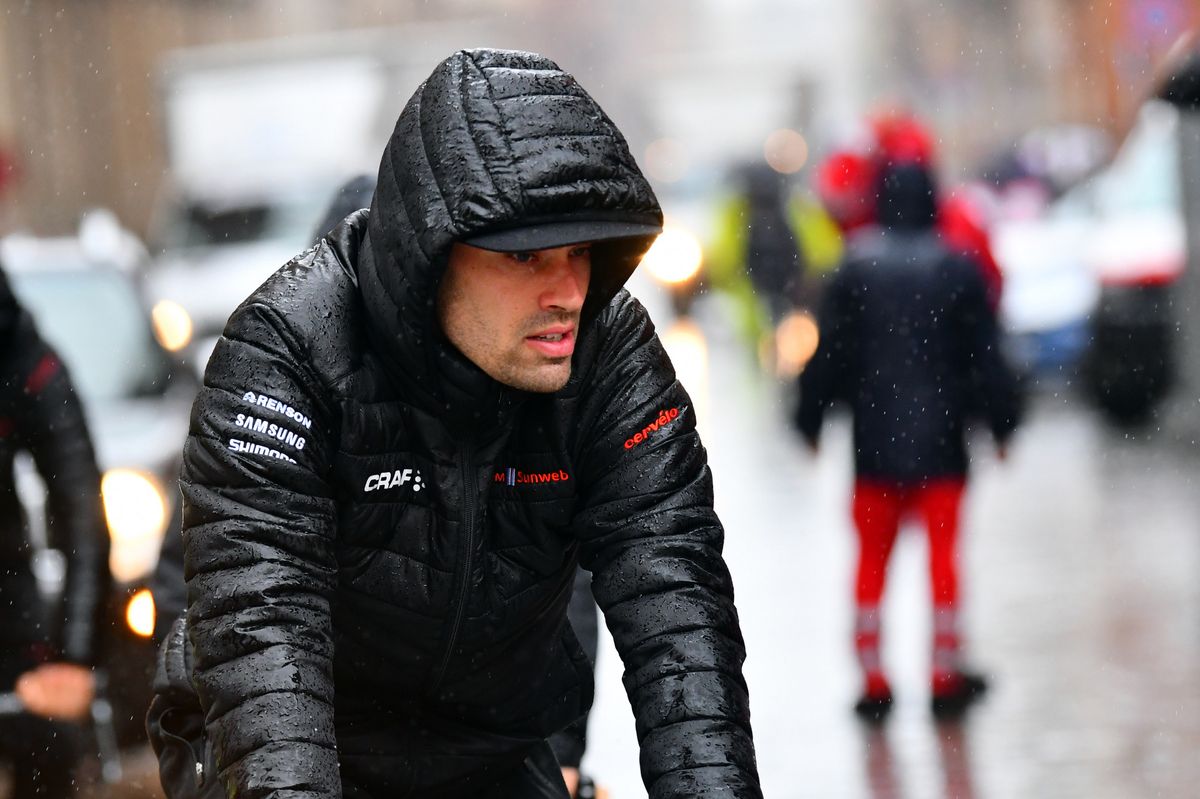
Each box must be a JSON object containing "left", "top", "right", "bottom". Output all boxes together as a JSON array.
[{"left": 584, "top": 296, "right": 1200, "bottom": 798}]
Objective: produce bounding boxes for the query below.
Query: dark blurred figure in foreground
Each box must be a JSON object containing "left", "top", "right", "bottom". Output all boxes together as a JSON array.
[
  {"left": 0, "top": 261, "right": 110, "bottom": 796},
  {"left": 796, "top": 159, "right": 1021, "bottom": 722}
]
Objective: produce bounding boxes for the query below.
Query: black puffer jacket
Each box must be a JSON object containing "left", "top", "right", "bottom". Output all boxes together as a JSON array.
[
  {"left": 0, "top": 267, "right": 108, "bottom": 666},
  {"left": 177, "top": 49, "right": 759, "bottom": 798},
  {"left": 797, "top": 163, "right": 1020, "bottom": 481}
]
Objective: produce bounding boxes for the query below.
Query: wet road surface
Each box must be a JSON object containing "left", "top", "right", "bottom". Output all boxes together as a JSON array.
[{"left": 583, "top": 300, "right": 1200, "bottom": 798}]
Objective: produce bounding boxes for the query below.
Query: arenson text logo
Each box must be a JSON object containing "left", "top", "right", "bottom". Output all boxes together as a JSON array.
[{"left": 624, "top": 407, "right": 681, "bottom": 450}]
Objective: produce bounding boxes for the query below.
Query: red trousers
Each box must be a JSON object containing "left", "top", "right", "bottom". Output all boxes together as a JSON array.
[
  {"left": 852, "top": 477, "right": 966, "bottom": 607},
  {"left": 852, "top": 477, "right": 967, "bottom": 689}
]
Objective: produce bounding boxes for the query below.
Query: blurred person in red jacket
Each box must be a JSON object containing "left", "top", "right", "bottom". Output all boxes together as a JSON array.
[
  {"left": 798, "top": 158, "right": 1021, "bottom": 722},
  {"left": 814, "top": 109, "right": 1004, "bottom": 312}
]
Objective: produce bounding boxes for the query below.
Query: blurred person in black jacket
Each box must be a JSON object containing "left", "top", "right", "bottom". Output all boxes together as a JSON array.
[
  {"left": 0, "top": 260, "right": 109, "bottom": 797},
  {"left": 147, "top": 49, "right": 760, "bottom": 799},
  {"left": 796, "top": 160, "right": 1021, "bottom": 722}
]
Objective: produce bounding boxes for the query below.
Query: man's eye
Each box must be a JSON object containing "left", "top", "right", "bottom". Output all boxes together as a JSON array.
[
  {"left": 508, "top": 252, "right": 537, "bottom": 264},
  {"left": 569, "top": 246, "right": 592, "bottom": 259}
]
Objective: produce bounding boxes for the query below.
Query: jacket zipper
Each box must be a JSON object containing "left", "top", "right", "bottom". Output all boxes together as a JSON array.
[{"left": 430, "top": 445, "right": 476, "bottom": 693}]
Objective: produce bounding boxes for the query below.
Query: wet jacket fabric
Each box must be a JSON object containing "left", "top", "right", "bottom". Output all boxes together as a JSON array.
[
  {"left": 546, "top": 567, "right": 598, "bottom": 770},
  {"left": 172, "top": 49, "right": 759, "bottom": 799},
  {"left": 797, "top": 163, "right": 1020, "bottom": 482},
  {"left": 0, "top": 269, "right": 108, "bottom": 666}
]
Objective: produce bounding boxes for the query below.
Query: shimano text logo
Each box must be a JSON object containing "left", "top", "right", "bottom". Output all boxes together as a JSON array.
[
  {"left": 364, "top": 468, "right": 425, "bottom": 493},
  {"left": 228, "top": 438, "right": 297, "bottom": 463}
]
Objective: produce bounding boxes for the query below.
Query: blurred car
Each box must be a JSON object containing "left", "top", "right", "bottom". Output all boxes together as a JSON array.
[
  {"left": 1071, "top": 100, "right": 1184, "bottom": 288},
  {"left": 1073, "top": 100, "right": 1183, "bottom": 423},
  {"left": 0, "top": 221, "right": 197, "bottom": 744},
  {"left": 991, "top": 194, "right": 1100, "bottom": 378},
  {"left": 146, "top": 43, "right": 386, "bottom": 373},
  {"left": 145, "top": 178, "right": 345, "bottom": 372},
  {"left": 992, "top": 98, "right": 1184, "bottom": 419}
]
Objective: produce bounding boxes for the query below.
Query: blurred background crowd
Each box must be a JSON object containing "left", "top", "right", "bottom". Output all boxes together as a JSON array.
[{"left": 1, "top": 1, "right": 1200, "bottom": 797}]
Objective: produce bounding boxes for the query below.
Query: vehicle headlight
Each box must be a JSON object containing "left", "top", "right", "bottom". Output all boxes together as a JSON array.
[
  {"left": 640, "top": 224, "right": 703, "bottom": 286},
  {"left": 101, "top": 469, "right": 168, "bottom": 583},
  {"left": 125, "top": 588, "right": 156, "bottom": 638},
  {"left": 151, "top": 300, "right": 193, "bottom": 352}
]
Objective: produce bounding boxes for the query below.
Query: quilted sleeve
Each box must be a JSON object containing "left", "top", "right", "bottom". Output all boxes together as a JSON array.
[
  {"left": 572, "top": 297, "right": 762, "bottom": 799},
  {"left": 181, "top": 302, "right": 341, "bottom": 799}
]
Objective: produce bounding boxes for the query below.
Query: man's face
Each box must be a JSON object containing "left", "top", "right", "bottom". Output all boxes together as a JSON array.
[{"left": 437, "top": 242, "right": 592, "bottom": 393}]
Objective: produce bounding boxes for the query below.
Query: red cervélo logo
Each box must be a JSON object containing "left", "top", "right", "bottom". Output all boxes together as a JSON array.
[{"left": 624, "top": 407, "right": 680, "bottom": 450}]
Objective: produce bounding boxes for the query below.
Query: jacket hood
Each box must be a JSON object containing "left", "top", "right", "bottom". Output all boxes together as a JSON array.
[
  {"left": 355, "top": 48, "right": 662, "bottom": 410},
  {"left": 875, "top": 161, "right": 938, "bottom": 231}
]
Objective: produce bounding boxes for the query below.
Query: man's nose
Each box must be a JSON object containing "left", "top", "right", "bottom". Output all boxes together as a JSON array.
[{"left": 540, "top": 257, "right": 589, "bottom": 312}]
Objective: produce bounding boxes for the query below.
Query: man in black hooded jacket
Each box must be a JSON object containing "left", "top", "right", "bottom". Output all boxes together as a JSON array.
[
  {"left": 151, "top": 49, "right": 760, "bottom": 798},
  {"left": 0, "top": 261, "right": 109, "bottom": 798}
]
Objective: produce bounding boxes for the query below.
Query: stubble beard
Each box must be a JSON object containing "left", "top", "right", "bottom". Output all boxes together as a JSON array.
[
  {"left": 501, "top": 333, "right": 575, "bottom": 394},
  {"left": 441, "top": 287, "right": 579, "bottom": 392},
  {"left": 500, "top": 357, "right": 573, "bottom": 393},
  {"left": 499, "top": 311, "right": 579, "bottom": 393}
]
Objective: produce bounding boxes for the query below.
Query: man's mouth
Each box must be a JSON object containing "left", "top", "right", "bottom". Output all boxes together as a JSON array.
[{"left": 525, "top": 327, "right": 576, "bottom": 358}]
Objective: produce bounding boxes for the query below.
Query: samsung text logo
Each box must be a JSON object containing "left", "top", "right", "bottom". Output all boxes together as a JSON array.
[{"left": 235, "top": 414, "right": 307, "bottom": 450}]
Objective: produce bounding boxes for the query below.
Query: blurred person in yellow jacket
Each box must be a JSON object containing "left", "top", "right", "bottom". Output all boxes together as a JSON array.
[{"left": 705, "top": 161, "right": 842, "bottom": 376}]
